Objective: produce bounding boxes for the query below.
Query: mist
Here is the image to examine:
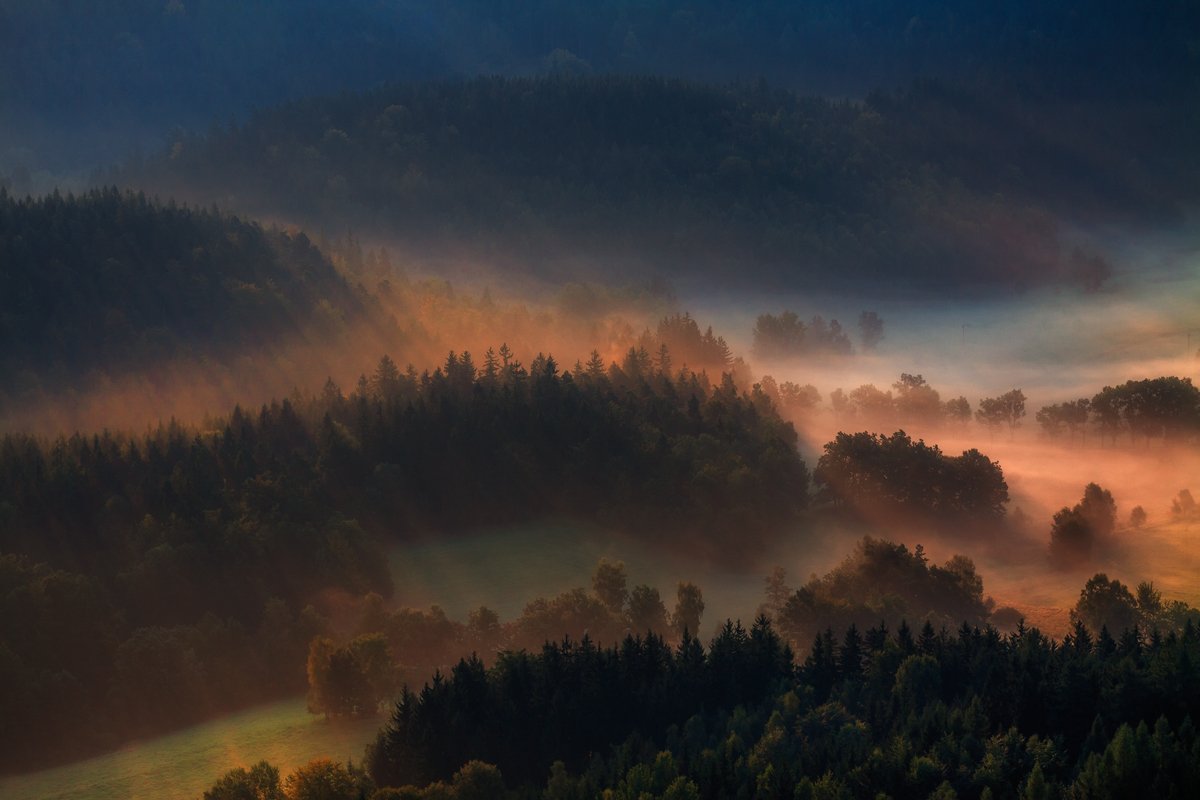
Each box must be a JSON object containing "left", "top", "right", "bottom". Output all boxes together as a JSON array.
[
  {"left": 4, "top": 4, "right": 1200, "bottom": 796},
  {"left": 660, "top": 230, "right": 1200, "bottom": 635},
  {"left": 0, "top": 267, "right": 680, "bottom": 435},
  {"left": 8, "top": 217, "right": 1196, "bottom": 628}
]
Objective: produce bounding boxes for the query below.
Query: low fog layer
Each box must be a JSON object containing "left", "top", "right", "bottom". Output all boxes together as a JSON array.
[
  {"left": 694, "top": 230, "right": 1200, "bottom": 406},
  {"left": 2, "top": 190, "right": 1196, "bottom": 775},
  {"left": 671, "top": 235, "right": 1200, "bottom": 631},
  {"left": 353, "top": 229, "right": 1200, "bottom": 637}
]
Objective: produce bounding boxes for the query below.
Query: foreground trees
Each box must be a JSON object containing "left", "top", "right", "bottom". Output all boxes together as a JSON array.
[
  {"left": 352, "top": 600, "right": 1200, "bottom": 798},
  {"left": 366, "top": 621, "right": 792, "bottom": 789},
  {"left": 200, "top": 550, "right": 1200, "bottom": 798},
  {"left": 203, "top": 761, "right": 285, "bottom": 800}
]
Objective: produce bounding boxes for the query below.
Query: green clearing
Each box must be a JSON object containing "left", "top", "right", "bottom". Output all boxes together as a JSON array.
[
  {"left": 10, "top": 517, "right": 1181, "bottom": 799},
  {"left": 386, "top": 520, "right": 832, "bottom": 630},
  {"left": 0, "top": 697, "right": 379, "bottom": 800},
  {"left": 0, "top": 521, "right": 817, "bottom": 799}
]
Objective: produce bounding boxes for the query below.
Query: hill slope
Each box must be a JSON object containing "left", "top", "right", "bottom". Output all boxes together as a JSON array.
[
  {"left": 118, "top": 76, "right": 1197, "bottom": 292},
  {"left": 0, "top": 188, "right": 388, "bottom": 425},
  {"left": 3, "top": 1, "right": 1196, "bottom": 145}
]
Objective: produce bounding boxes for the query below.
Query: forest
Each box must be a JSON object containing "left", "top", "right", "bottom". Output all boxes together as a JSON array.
[
  {"left": 5, "top": 1, "right": 1197, "bottom": 152},
  {"left": 113, "top": 74, "right": 1184, "bottom": 292},
  {"left": 2, "top": 2, "right": 1198, "bottom": 797},
  {"left": 3, "top": 306, "right": 1197, "bottom": 775},
  {"left": 5, "top": 353, "right": 1196, "bottom": 778},
  {"left": 205, "top": 565, "right": 1200, "bottom": 799},
  {"left": 0, "top": 188, "right": 391, "bottom": 417},
  {"left": 0, "top": 351, "right": 806, "bottom": 772}
]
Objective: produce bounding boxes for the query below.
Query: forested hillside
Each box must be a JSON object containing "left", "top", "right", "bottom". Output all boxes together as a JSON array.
[
  {"left": 0, "top": 188, "right": 388, "bottom": 421},
  {"left": 118, "top": 75, "right": 1195, "bottom": 292},
  {"left": 0, "top": 352, "right": 807, "bottom": 771},
  {"left": 4, "top": 0, "right": 1196, "bottom": 139},
  {"left": 4, "top": 2, "right": 1198, "bottom": 794}
]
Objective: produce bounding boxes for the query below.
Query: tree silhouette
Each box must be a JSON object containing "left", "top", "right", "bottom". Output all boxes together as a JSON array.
[{"left": 672, "top": 583, "right": 705, "bottom": 639}]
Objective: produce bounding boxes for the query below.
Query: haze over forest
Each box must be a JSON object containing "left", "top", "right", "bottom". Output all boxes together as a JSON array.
[{"left": 1, "top": 2, "right": 1199, "bottom": 799}]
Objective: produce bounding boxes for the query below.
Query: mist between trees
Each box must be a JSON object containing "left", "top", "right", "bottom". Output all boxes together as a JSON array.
[
  {"left": 312, "top": 536, "right": 1200, "bottom": 736},
  {"left": 762, "top": 371, "right": 1200, "bottom": 456},
  {"left": 204, "top": 538, "right": 1200, "bottom": 800},
  {"left": 5, "top": 341, "right": 1198, "bottom": 773},
  {"left": 305, "top": 558, "right": 708, "bottom": 723},
  {"left": 0, "top": 348, "right": 805, "bottom": 773},
  {"left": 2, "top": 198, "right": 1196, "bottom": 775}
]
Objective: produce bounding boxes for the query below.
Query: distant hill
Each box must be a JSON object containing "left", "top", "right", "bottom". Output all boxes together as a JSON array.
[
  {"left": 117, "top": 76, "right": 1197, "bottom": 292},
  {"left": 0, "top": 188, "right": 389, "bottom": 424},
  {"left": 3, "top": 0, "right": 1195, "bottom": 129},
  {"left": 4, "top": 0, "right": 1196, "bottom": 181}
]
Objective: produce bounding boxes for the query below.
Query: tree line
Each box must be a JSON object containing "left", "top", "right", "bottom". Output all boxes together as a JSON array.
[
  {"left": 777, "top": 373, "right": 1200, "bottom": 450},
  {"left": 1036, "top": 377, "right": 1200, "bottom": 447},
  {"left": 311, "top": 534, "right": 1200, "bottom": 731},
  {"left": 205, "top": 578, "right": 1200, "bottom": 798},
  {"left": 305, "top": 558, "right": 708, "bottom": 724},
  {"left": 810, "top": 375, "right": 1022, "bottom": 438}
]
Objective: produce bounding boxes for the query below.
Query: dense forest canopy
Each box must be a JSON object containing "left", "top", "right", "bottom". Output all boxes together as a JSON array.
[
  {"left": 115, "top": 74, "right": 1191, "bottom": 292},
  {"left": 328, "top": 604, "right": 1200, "bottom": 798},
  {"left": 200, "top": 537, "right": 1200, "bottom": 798}
]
